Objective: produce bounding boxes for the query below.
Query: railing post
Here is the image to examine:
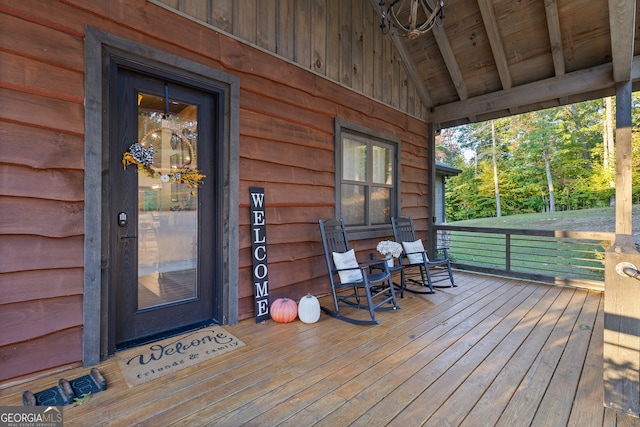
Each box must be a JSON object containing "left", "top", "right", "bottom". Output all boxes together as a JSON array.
[
  {"left": 505, "top": 233, "right": 511, "bottom": 271},
  {"left": 604, "top": 79, "right": 640, "bottom": 416},
  {"left": 426, "top": 122, "right": 437, "bottom": 258}
]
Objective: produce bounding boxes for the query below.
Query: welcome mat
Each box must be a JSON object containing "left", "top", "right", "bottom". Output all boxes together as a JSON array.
[{"left": 116, "top": 326, "right": 245, "bottom": 387}]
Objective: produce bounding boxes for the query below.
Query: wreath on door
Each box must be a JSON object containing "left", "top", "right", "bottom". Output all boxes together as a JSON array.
[{"left": 121, "top": 128, "right": 206, "bottom": 189}]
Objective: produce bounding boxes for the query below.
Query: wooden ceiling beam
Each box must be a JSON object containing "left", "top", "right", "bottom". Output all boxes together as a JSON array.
[
  {"left": 544, "top": 0, "right": 565, "bottom": 76},
  {"left": 432, "top": 26, "right": 468, "bottom": 101},
  {"left": 477, "top": 0, "right": 512, "bottom": 90},
  {"left": 609, "top": 0, "right": 636, "bottom": 82},
  {"left": 430, "top": 55, "right": 640, "bottom": 126},
  {"left": 432, "top": 25, "right": 475, "bottom": 123},
  {"left": 544, "top": 0, "right": 568, "bottom": 105},
  {"left": 476, "top": 0, "right": 516, "bottom": 116}
]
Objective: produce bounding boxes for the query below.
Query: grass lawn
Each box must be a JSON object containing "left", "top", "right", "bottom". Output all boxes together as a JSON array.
[{"left": 449, "top": 205, "right": 640, "bottom": 237}]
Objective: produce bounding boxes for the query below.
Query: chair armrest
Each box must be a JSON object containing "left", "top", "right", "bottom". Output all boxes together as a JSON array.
[
  {"left": 333, "top": 258, "right": 389, "bottom": 273},
  {"left": 433, "top": 247, "right": 450, "bottom": 260},
  {"left": 398, "top": 250, "right": 429, "bottom": 265},
  {"left": 358, "top": 258, "right": 390, "bottom": 268},
  {"left": 404, "top": 250, "right": 426, "bottom": 256}
]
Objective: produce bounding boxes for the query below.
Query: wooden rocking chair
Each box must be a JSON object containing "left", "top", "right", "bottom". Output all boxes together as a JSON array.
[
  {"left": 319, "top": 218, "right": 400, "bottom": 325},
  {"left": 391, "top": 216, "right": 455, "bottom": 293}
]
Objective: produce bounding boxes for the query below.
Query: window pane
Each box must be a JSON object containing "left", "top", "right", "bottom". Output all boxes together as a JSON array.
[
  {"left": 372, "top": 145, "right": 392, "bottom": 184},
  {"left": 341, "top": 184, "right": 365, "bottom": 225},
  {"left": 370, "top": 186, "right": 391, "bottom": 224},
  {"left": 343, "top": 138, "right": 367, "bottom": 182}
]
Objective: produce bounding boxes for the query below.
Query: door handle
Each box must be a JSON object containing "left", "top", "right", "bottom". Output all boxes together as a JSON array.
[{"left": 119, "top": 235, "right": 137, "bottom": 242}]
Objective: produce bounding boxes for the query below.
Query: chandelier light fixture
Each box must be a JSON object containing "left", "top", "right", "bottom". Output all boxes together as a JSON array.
[{"left": 379, "top": 0, "right": 448, "bottom": 40}]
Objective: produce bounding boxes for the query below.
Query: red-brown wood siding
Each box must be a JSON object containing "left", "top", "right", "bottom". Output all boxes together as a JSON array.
[
  {"left": 0, "top": 0, "right": 430, "bottom": 384},
  {"left": 1, "top": 0, "right": 86, "bottom": 384}
]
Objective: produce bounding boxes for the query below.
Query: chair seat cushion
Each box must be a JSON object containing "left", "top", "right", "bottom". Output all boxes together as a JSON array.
[
  {"left": 402, "top": 239, "right": 427, "bottom": 264},
  {"left": 332, "top": 249, "right": 363, "bottom": 283}
]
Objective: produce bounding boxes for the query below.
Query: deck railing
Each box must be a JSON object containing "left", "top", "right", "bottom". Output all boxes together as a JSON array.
[{"left": 434, "top": 224, "right": 616, "bottom": 291}]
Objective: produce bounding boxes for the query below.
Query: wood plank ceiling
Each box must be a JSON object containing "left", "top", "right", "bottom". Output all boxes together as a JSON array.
[{"left": 381, "top": 0, "right": 639, "bottom": 128}]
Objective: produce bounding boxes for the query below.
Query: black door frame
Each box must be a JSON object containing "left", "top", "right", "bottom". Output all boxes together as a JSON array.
[{"left": 83, "top": 27, "right": 240, "bottom": 364}]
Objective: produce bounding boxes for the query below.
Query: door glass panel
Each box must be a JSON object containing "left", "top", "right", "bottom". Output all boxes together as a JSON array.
[{"left": 136, "top": 92, "right": 198, "bottom": 309}]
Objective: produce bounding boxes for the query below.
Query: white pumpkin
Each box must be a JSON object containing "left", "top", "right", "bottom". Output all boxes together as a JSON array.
[{"left": 297, "top": 294, "right": 321, "bottom": 324}]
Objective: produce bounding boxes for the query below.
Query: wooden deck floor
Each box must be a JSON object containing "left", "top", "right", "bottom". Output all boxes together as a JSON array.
[{"left": 2, "top": 272, "right": 640, "bottom": 426}]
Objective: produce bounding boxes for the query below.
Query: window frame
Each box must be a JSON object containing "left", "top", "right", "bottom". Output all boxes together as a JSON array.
[{"left": 334, "top": 119, "right": 401, "bottom": 239}]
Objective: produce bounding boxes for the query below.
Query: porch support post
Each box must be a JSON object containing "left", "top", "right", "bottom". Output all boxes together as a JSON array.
[
  {"left": 426, "top": 123, "right": 437, "bottom": 256},
  {"left": 603, "top": 80, "right": 640, "bottom": 416}
]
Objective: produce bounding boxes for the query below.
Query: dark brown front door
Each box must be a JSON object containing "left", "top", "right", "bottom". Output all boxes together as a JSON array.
[{"left": 109, "top": 64, "right": 218, "bottom": 351}]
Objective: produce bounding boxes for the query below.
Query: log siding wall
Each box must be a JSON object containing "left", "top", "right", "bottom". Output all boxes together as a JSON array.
[{"left": 0, "top": 0, "right": 430, "bottom": 384}]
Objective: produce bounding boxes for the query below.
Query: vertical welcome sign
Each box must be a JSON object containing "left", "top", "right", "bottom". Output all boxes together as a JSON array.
[{"left": 249, "top": 187, "right": 270, "bottom": 322}]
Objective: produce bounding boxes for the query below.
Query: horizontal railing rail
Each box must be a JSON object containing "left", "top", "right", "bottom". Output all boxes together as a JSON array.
[{"left": 434, "top": 224, "right": 616, "bottom": 291}]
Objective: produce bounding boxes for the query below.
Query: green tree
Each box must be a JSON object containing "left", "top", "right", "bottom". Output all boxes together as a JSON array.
[{"left": 444, "top": 98, "right": 614, "bottom": 220}]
